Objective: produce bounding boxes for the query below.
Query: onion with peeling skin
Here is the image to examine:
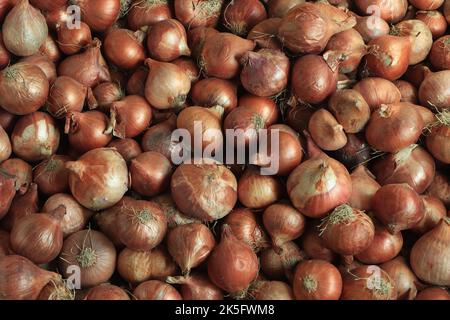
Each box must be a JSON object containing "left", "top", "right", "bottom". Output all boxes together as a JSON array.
[
  {"left": 381, "top": 256, "right": 419, "bottom": 300},
  {"left": 261, "top": 241, "right": 305, "bottom": 281},
  {"left": 353, "top": 77, "right": 401, "bottom": 111}
]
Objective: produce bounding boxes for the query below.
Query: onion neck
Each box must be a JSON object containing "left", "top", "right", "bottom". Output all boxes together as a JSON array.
[
  {"left": 319, "top": 204, "right": 356, "bottom": 235},
  {"left": 302, "top": 275, "right": 318, "bottom": 293}
]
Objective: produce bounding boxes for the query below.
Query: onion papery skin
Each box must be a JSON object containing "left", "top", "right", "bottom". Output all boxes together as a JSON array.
[
  {"left": 416, "top": 287, "right": 450, "bottom": 300},
  {"left": 354, "top": 0, "right": 408, "bottom": 23},
  {"left": 104, "top": 28, "right": 146, "bottom": 70},
  {"left": 348, "top": 166, "right": 380, "bottom": 212},
  {"left": 110, "top": 95, "right": 152, "bottom": 139},
  {"left": 71, "top": 0, "right": 120, "bottom": 32},
  {"left": 260, "top": 241, "right": 305, "bottom": 281},
  {"left": 430, "top": 35, "right": 450, "bottom": 71},
  {"left": 247, "top": 18, "right": 282, "bottom": 50},
  {"left": 352, "top": 77, "right": 401, "bottom": 111},
  {"left": 56, "top": 21, "right": 92, "bottom": 56},
  {"left": 175, "top": 0, "right": 224, "bottom": 29},
  {"left": 0, "top": 170, "right": 16, "bottom": 220},
  {"left": 167, "top": 274, "right": 224, "bottom": 300},
  {"left": 412, "top": 195, "right": 447, "bottom": 234},
  {"left": 419, "top": 70, "right": 450, "bottom": 111},
  {"left": 222, "top": 0, "right": 267, "bottom": 36},
  {"left": 133, "top": 280, "right": 182, "bottom": 300},
  {"left": 127, "top": 0, "right": 172, "bottom": 31},
  {"left": 0, "top": 183, "right": 38, "bottom": 231},
  {"left": 47, "top": 76, "right": 88, "bottom": 119},
  {"left": 381, "top": 256, "right": 419, "bottom": 300},
  {"left": 191, "top": 78, "right": 237, "bottom": 114},
  {"left": 249, "top": 280, "right": 295, "bottom": 300},
  {"left": 393, "top": 19, "right": 433, "bottom": 65},
  {"left": 33, "top": 155, "right": 70, "bottom": 196}
]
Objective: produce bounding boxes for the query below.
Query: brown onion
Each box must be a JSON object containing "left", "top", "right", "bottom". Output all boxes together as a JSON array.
[
  {"left": 0, "top": 169, "right": 16, "bottom": 220},
  {"left": 409, "top": 0, "right": 444, "bottom": 9},
  {"left": 117, "top": 246, "right": 178, "bottom": 283},
  {"left": 134, "top": 280, "right": 182, "bottom": 300},
  {"left": 10, "top": 206, "right": 65, "bottom": 264},
  {"left": 104, "top": 28, "right": 146, "bottom": 70},
  {"left": 59, "top": 230, "right": 117, "bottom": 288},
  {"left": 58, "top": 39, "right": 111, "bottom": 88},
  {"left": 208, "top": 225, "right": 259, "bottom": 294},
  {"left": 1, "top": 183, "right": 38, "bottom": 231},
  {"left": 403, "top": 63, "right": 430, "bottom": 87},
  {"left": 348, "top": 166, "right": 380, "bottom": 211},
  {"left": 446, "top": 0, "right": 450, "bottom": 23},
  {"left": 247, "top": 18, "right": 282, "bottom": 50},
  {"left": 419, "top": 70, "right": 450, "bottom": 111},
  {"left": 152, "top": 193, "right": 200, "bottom": 229},
  {"left": 147, "top": 19, "right": 190, "bottom": 62},
  {"left": 0, "top": 255, "right": 60, "bottom": 300},
  {"left": 200, "top": 32, "right": 256, "bottom": 79},
  {"left": 0, "top": 109, "right": 17, "bottom": 133},
  {"left": 191, "top": 78, "right": 237, "bottom": 114},
  {"left": 410, "top": 218, "right": 450, "bottom": 286},
  {"left": 167, "top": 222, "right": 215, "bottom": 274},
  {"left": 171, "top": 163, "right": 237, "bottom": 221},
  {"left": 2, "top": 0, "right": 48, "bottom": 56},
  {"left": 66, "top": 148, "right": 128, "bottom": 211},
  {"left": 174, "top": 0, "right": 224, "bottom": 28},
  {"left": 381, "top": 256, "right": 419, "bottom": 300},
  {"left": 127, "top": 0, "right": 172, "bottom": 30},
  {"left": 260, "top": 241, "right": 304, "bottom": 281},
  {"left": 0, "top": 62, "right": 49, "bottom": 115},
  {"left": 239, "top": 95, "right": 279, "bottom": 126},
  {"left": 365, "top": 103, "right": 423, "bottom": 153},
  {"left": 188, "top": 26, "right": 219, "bottom": 59},
  {"left": 0, "top": 230, "right": 11, "bottom": 256},
  {"left": 372, "top": 183, "right": 424, "bottom": 233},
  {"left": 167, "top": 274, "right": 224, "bottom": 300},
  {"left": 393, "top": 19, "right": 432, "bottom": 65},
  {"left": 240, "top": 49, "right": 289, "bottom": 97},
  {"left": 354, "top": 15, "right": 390, "bottom": 43},
  {"left": 412, "top": 195, "right": 447, "bottom": 234},
  {"left": 33, "top": 155, "right": 70, "bottom": 196},
  {"left": 430, "top": 36, "right": 450, "bottom": 71},
  {"left": 91, "top": 82, "right": 124, "bottom": 111},
  {"left": 110, "top": 95, "right": 152, "bottom": 139},
  {"left": 293, "top": 260, "right": 342, "bottom": 300},
  {"left": 85, "top": 284, "right": 129, "bottom": 300},
  {"left": 301, "top": 224, "right": 336, "bottom": 262},
  {"left": 268, "top": 0, "right": 305, "bottom": 18},
  {"left": 308, "top": 109, "right": 347, "bottom": 151},
  {"left": 56, "top": 21, "right": 92, "bottom": 55},
  {"left": 0, "top": 124, "right": 11, "bottom": 163},
  {"left": 353, "top": 77, "right": 401, "bottom": 111},
  {"left": 394, "top": 80, "right": 418, "bottom": 104},
  {"left": 115, "top": 197, "right": 167, "bottom": 251},
  {"left": 20, "top": 54, "right": 56, "bottom": 83},
  {"left": 71, "top": 0, "right": 120, "bottom": 32},
  {"left": 354, "top": 0, "right": 408, "bottom": 23},
  {"left": 47, "top": 76, "right": 90, "bottom": 119},
  {"left": 426, "top": 171, "right": 450, "bottom": 207},
  {"left": 365, "top": 35, "right": 411, "bottom": 81},
  {"left": 223, "top": 0, "right": 267, "bottom": 36},
  {"left": 11, "top": 111, "right": 60, "bottom": 162},
  {"left": 341, "top": 265, "right": 397, "bottom": 300},
  {"left": 319, "top": 204, "right": 375, "bottom": 256},
  {"left": 416, "top": 11, "right": 447, "bottom": 39},
  {"left": 416, "top": 287, "right": 450, "bottom": 300},
  {"left": 141, "top": 114, "right": 178, "bottom": 160},
  {"left": 0, "top": 158, "right": 32, "bottom": 195},
  {"left": 331, "top": 134, "right": 371, "bottom": 170},
  {"left": 291, "top": 54, "right": 338, "bottom": 105},
  {"left": 173, "top": 57, "right": 200, "bottom": 83},
  {"left": 144, "top": 58, "right": 191, "bottom": 110}
]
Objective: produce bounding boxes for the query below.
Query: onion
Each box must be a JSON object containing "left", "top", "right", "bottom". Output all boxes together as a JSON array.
[
  {"left": 10, "top": 206, "right": 65, "bottom": 264},
  {"left": 207, "top": 225, "right": 259, "bottom": 295},
  {"left": 240, "top": 49, "right": 289, "bottom": 97},
  {"left": 91, "top": 82, "right": 124, "bottom": 111},
  {"left": 327, "top": 90, "right": 369, "bottom": 134},
  {"left": 365, "top": 103, "right": 423, "bottom": 153},
  {"left": 354, "top": 15, "right": 390, "bottom": 43},
  {"left": 134, "top": 280, "right": 182, "bottom": 300},
  {"left": 381, "top": 256, "right": 419, "bottom": 300},
  {"left": 410, "top": 218, "right": 450, "bottom": 286},
  {"left": 238, "top": 95, "right": 279, "bottom": 127},
  {"left": 394, "top": 80, "right": 418, "bottom": 104},
  {"left": 404, "top": 63, "right": 430, "bottom": 87},
  {"left": 223, "top": 0, "right": 267, "bottom": 36},
  {"left": 301, "top": 224, "right": 336, "bottom": 262},
  {"left": 173, "top": 58, "right": 199, "bottom": 83},
  {"left": 419, "top": 70, "right": 450, "bottom": 111},
  {"left": 260, "top": 241, "right": 304, "bottom": 281},
  {"left": 426, "top": 171, "right": 450, "bottom": 207},
  {"left": 188, "top": 26, "right": 219, "bottom": 58},
  {"left": 144, "top": 58, "right": 191, "bottom": 110},
  {"left": 291, "top": 54, "right": 338, "bottom": 105},
  {"left": 0, "top": 109, "right": 17, "bottom": 133},
  {"left": 0, "top": 62, "right": 49, "bottom": 115},
  {"left": 30, "top": 0, "right": 66, "bottom": 11},
  {"left": 308, "top": 108, "right": 347, "bottom": 151},
  {"left": 286, "top": 104, "right": 315, "bottom": 134},
  {"left": 85, "top": 284, "right": 129, "bottom": 300},
  {"left": 354, "top": 0, "right": 408, "bottom": 23},
  {"left": 65, "top": 111, "right": 113, "bottom": 154},
  {"left": 0, "top": 158, "right": 32, "bottom": 195},
  {"left": 117, "top": 246, "right": 178, "bottom": 283},
  {"left": 167, "top": 222, "right": 215, "bottom": 274},
  {"left": 66, "top": 148, "right": 128, "bottom": 211},
  {"left": 2, "top": 0, "right": 48, "bottom": 56},
  {"left": 416, "top": 11, "right": 447, "bottom": 39},
  {"left": 0, "top": 183, "right": 38, "bottom": 231},
  {"left": 191, "top": 78, "right": 237, "bottom": 114},
  {"left": 249, "top": 280, "right": 294, "bottom": 300},
  {"left": 348, "top": 166, "right": 380, "bottom": 211},
  {"left": 11, "top": 111, "right": 60, "bottom": 162},
  {"left": 174, "top": 0, "right": 224, "bottom": 28},
  {"left": 221, "top": 208, "right": 269, "bottom": 252},
  {"left": 141, "top": 115, "right": 178, "bottom": 161},
  {"left": 319, "top": 204, "right": 375, "bottom": 256},
  {"left": 430, "top": 36, "right": 450, "bottom": 71},
  {"left": 110, "top": 95, "right": 152, "bottom": 139},
  {"left": 372, "top": 183, "right": 424, "bottom": 233},
  {"left": 147, "top": 19, "right": 190, "bottom": 62},
  {"left": 19, "top": 54, "right": 56, "bottom": 84},
  {"left": 56, "top": 21, "right": 92, "bottom": 55},
  {"left": 293, "top": 260, "right": 342, "bottom": 300},
  {"left": 171, "top": 163, "right": 237, "bottom": 221},
  {"left": 0, "top": 169, "right": 16, "bottom": 220},
  {"left": 127, "top": 0, "right": 172, "bottom": 30},
  {"left": 33, "top": 155, "right": 70, "bottom": 196},
  {"left": 416, "top": 287, "right": 450, "bottom": 300},
  {"left": 409, "top": 0, "right": 444, "bottom": 9},
  {"left": 446, "top": 0, "right": 450, "bottom": 23},
  {"left": 247, "top": 18, "right": 282, "bottom": 50},
  {"left": 114, "top": 197, "right": 167, "bottom": 251},
  {"left": 355, "top": 221, "right": 403, "bottom": 264},
  {"left": 38, "top": 34, "right": 61, "bottom": 62},
  {"left": 428, "top": 116, "right": 450, "bottom": 164},
  {"left": 263, "top": 203, "right": 305, "bottom": 249},
  {"left": 0, "top": 0, "right": 12, "bottom": 22},
  {"left": 412, "top": 195, "right": 447, "bottom": 234},
  {"left": 331, "top": 134, "right": 371, "bottom": 170},
  {"left": 200, "top": 32, "right": 256, "bottom": 79},
  {"left": 47, "top": 76, "right": 89, "bottom": 119},
  {"left": 104, "top": 28, "right": 145, "bottom": 70},
  {"left": 287, "top": 134, "right": 352, "bottom": 218},
  {"left": 167, "top": 274, "right": 223, "bottom": 300},
  {"left": 238, "top": 167, "right": 283, "bottom": 210},
  {"left": 126, "top": 67, "right": 147, "bottom": 96},
  {"left": 71, "top": 0, "right": 120, "bottom": 32},
  {"left": 393, "top": 19, "right": 433, "bottom": 65},
  {"left": 0, "top": 124, "right": 11, "bottom": 163},
  {"left": 153, "top": 193, "right": 200, "bottom": 229},
  {"left": 0, "top": 230, "right": 11, "bottom": 256},
  {"left": 59, "top": 230, "right": 117, "bottom": 288},
  {"left": 268, "top": 0, "right": 305, "bottom": 18},
  {"left": 58, "top": 39, "right": 111, "bottom": 88},
  {"left": 341, "top": 265, "right": 397, "bottom": 300},
  {"left": 0, "top": 255, "right": 60, "bottom": 300},
  {"left": 365, "top": 35, "right": 411, "bottom": 81},
  {"left": 353, "top": 77, "right": 401, "bottom": 111}
]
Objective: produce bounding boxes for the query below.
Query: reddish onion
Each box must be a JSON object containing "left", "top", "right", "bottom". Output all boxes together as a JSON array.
[
  {"left": 268, "top": 0, "right": 305, "bottom": 18},
  {"left": 394, "top": 80, "right": 418, "bottom": 104},
  {"left": 134, "top": 280, "right": 182, "bottom": 300},
  {"left": 301, "top": 224, "right": 336, "bottom": 262},
  {"left": 71, "top": 0, "right": 120, "bottom": 32},
  {"left": 416, "top": 287, "right": 450, "bottom": 300},
  {"left": 66, "top": 148, "right": 128, "bottom": 211},
  {"left": 381, "top": 256, "right": 419, "bottom": 300},
  {"left": 110, "top": 95, "right": 152, "bottom": 139},
  {"left": 147, "top": 19, "right": 190, "bottom": 62},
  {"left": 0, "top": 109, "right": 17, "bottom": 133},
  {"left": 247, "top": 18, "right": 282, "bottom": 50},
  {"left": 84, "top": 284, "right": 129, "bottom": 300},
  {"left": 1, "top": 183, "right": 38, "bottom": 231},
  {"left": 249, "top": 280, "right": 294, "bottom": 300},
  {"left": 191, "top": 78, "right": 237, "bottom": 114},
  {"left": 393, "top": 19, "right": 433, "bottom": 65},
  {"left": 372, "top": 183, "right": 424, "bottom": 233},
  {"left": 412, "top": 195, "right": 447, "bottom": 234},
  {"left": 47, "top": 76, "right": 90, "bottom": 119},
  {"left": 348, "top": 166, "right": 380, "bottom": 211},
  {"left": 416, "top": 11, "right": 447, "bottom": 39},
  {"left": 208, "top": 225, "right": 259, "bottom": 294},
  {"left": 426, "top": 119, "right": 450, "bottom": 164},
  {"left": 331, "top": 134, "right": 371, "bottom": 170},
  {"left": 239, "top": 95, "right": 279, "bottom": 126},
  {"left": 353, "top": 77, "right": 401, "bottom": 111},
  {"left": 188, "top": 26, "right": 219, "bottom": 59},
  {"left": 167, "top": 222, "right": 215, "bottom": 274},
  {"left": 117, "top": 246, "right": 178, "bottom": 284},
  {"left": 223, "top": 0, "right": 267, "bottom": 36},
  {"left": 174, "top": 0, "right": 224, "bottom": 28},
  {"left": 430, "top": 36, "right": 450, "bottom": 71},
  {"left": 0, "top": 230, "right": 12, "bottom": 256},
  {"left": 11, "top": 111, "right": 60, "bottom": 162},
  {"left": 59, "top": 230, "right": 117, "bottom": 288},
  {"left": 409, "top": 0, "right": 444, "bottom": 9},
  {"left": 20, "top": 54, "right": 56, "bottom": 83},
  {"left": 104, "top": 28, "right": 146, "bottom": 70},
  {"left": 260, "top": 241, "right": 304, "bottom": 281},
  {"left": 0, "top": 158, "right": 32, "bottom": 195},
  {"left": 152, "top": 193, "right": 200, "bottom": 229},
  {"left": 419, "top": 70, "right": 450, "bottom": 111},
  {"left": 240, "top": 49, "right": 289, "bottom": 97},
  {"left": 141, "top": 114, "right": 178, "bottom": 161},
  {"left": 354, "top": 15, "right": 390, "bottom": 43},
  {"left": 426, "top": 171, "right": 450, "bottom": 207},
  {"left": 173, "top": 57, "right": 200, "bottom": 83},
  {"left": 410, "top": 218, "right": 450, "bottom": 286},
  {"left": 127, "top": 0, "right": 172, "bottom": 30},
  {"left": 33, "top": 155, "right": 70, "bottom": 196},
  {"left": 308, "top": 108, "right": 347, "bottom": 151},
  {"left": 91, "top": 82, "right": 124, "bottom": 111},
  {"left": 126, "top": 67, "right": 147, "bottom": 96},
  {"left": 38, "top": 34, "right": 61, "bottom": 62},
  {"left": 167, "top": 274, "right": 224, "bottom": 300},
  {"left": 0, "top": 124, "right": 11, "bottom": 163},
  {"left": 56, "top": 21, "right": 92, "bottom": 55},
  {"left": 0, "top": 169, "right": 16, "bottom": 220},
  {"left": 354, "top": 0, "right": 408, "bottom": 23}
]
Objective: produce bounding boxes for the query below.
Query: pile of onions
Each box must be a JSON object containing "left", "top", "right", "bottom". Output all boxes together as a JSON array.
[
  {"left": 147, "top": 19, "right": 190, "bottom": 62},
  {"left": 354, "top": 0, "right": 408, "bottom": 23},
  {"left": 354, "top": 15, "right": 390, "bottom": 43},
  {"left": 71, "top": 0, "right": 120, "bottom": 32},
  {"left": 20, "top": 54, "right": 57, "bottom": 83}
]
